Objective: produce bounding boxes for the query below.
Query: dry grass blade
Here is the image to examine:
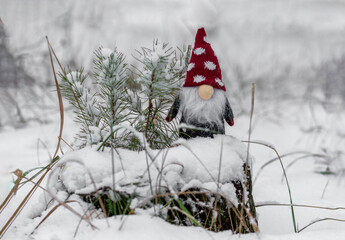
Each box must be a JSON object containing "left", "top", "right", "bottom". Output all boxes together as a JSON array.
[
  {"left": 0, "top": 163, "right": 55, "bottom": 238},
  {"left": 242, "top": 140, "right": 297, "bottom": 233},
  {"left": 245, "top": 83, "right": 255, "bottom": 166},
  {"left": 298, "top": 218, "right": 345, "bottom": 233},
  {"left": 31, "top": 200, "right": 77, "bottom": 235},
  {"left": 283, "top": 153, "right": 325, "bottom": 176},
  {"left": 0, "top": 38, "right": 66, "bottom": 238},
  {"left": 46, "top": 36, "right": 64, "bottom": 160},
  {"left": 52, "top": 160, "right": 109, "bottom": 224},
  {"left": 16, "top": 171, "right": 50, "bottom": 193},
  {"left": 51, "top": 41, "right": 93, "bottom": 145},
  {"left": 0, "top": 170, "right": 23, "bottom": 214},
  {"left": 37, "top": 138, "right": 52, "bottom": 165},
  {"left": 167, "top": 207, "right": 201, "bottom": 226},
  {"left": 321, "top": 179, "right": 330, "bottom": 199},
  {"left": 166, "top": 207, "right": 216, "bottom": 240},
  {"left": 0, "top": 169, "right": 49, "bottom": 215},
  {"left": 59, "top": 144, "right": 64, "bottom": 155},
  {"left": 0, "top": 189, "right": 14, "bottom": 215},
  {"left": 61, "top": 137, "right": 74, "bottom": 151},
  {"left": 240, "top": 83, "right": 256, "bottom": 234},
  {"left": 246, "top": 209, "right": 259, "bottom": 232},
  {"left": 253, "top": 151, "right": 314, "bottom": 184},
  {"left": 45, "top": 164, "right": 99, "bottom": 230},
  {"left": 11, "top": 169, "right": 23, "bottom": 195},
  {"left": 46, "top": 37, "right": 66, "bottom": 75},
  {"left": 151, "top": 190, "right": 248, "bottom": 230},
  {"left": 217, "top": 137, "right": 224, "bottom": 192},
  {"left": 74, "top": 205, "right": 102, "bottom": 238},
  {"left": 256, "top": 202, "right": 345, "bottom": 211}
]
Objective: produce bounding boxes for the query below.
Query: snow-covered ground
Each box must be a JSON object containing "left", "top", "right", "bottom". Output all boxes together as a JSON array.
[
  {"left": 1, "top": 108, "right": 345, "bottom": 239},
  {"left": 1, "top": 0, "right": 345, "bottom": 239}
]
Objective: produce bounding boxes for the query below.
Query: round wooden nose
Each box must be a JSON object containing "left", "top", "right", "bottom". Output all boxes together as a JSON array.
[{"left": 198, "top": 84, "right": 214, "bottom": 100}]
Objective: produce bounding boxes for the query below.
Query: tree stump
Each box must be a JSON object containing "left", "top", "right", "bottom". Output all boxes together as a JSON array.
[
  {"left": 56, "top": 136, "right": 258, "bottom": 233},
  {"left": 159, "top": 163, "right": 258, "bottom": 233}
]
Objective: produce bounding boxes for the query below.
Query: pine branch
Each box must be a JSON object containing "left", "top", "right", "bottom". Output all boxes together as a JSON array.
[
  {"left": 93, "top": 47, "right": 130, "bottom": 148},
  {"left": 59, "top": 69, "right": 96, "bottom": 146},
  {"left": 131, "top": 41, "right": 190, "bottom": 149}
]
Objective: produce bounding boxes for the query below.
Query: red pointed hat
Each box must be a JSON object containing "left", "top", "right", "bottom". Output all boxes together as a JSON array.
[{"left": 183, "top": 28, "right": 226, "bottom": 91}]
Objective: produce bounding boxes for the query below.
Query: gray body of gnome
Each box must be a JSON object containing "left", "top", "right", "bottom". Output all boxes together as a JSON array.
[{"left": 167, "top": 95, "right": 234, "bottom": 139}]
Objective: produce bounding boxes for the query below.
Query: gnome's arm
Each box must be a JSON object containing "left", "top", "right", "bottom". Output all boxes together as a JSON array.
[
  {"left": 224, "top": 98, "right": 234, "bottom": 126},
  {"left": 165, "top": 95, "right": 180, "bottom": 122}
]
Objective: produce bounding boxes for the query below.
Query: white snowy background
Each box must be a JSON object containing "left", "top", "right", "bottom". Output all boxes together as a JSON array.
[{"left": 1, "top": 0, "right": 345, "bottom": 239}]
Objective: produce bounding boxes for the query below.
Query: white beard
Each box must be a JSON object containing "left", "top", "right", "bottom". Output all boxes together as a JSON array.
[{"left": 179, "top": 87, "right": 227, "bottom": 126}]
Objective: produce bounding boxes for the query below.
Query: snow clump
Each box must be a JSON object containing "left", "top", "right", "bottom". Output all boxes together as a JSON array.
[{"left": 51, "top": 135, "right": 250, "bottom": 206}]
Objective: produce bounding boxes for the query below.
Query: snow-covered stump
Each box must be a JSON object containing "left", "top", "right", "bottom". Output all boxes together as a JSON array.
[
  {"left": 157, "top": 164, "right": 257, "bottom": 233},
  {"left": 154, "top": 136, "right": 258, "bottom": 233},
  {"left": 51, "top": 135, "right": 258, "bottom": 233}
]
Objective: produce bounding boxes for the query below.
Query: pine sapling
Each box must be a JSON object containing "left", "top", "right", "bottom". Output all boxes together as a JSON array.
[
  {"left": 59, "top": 69, "right": 100, "bottom": 147},
  {"left": 93, "top": 48, "right": 130, "bottom": 148},
  {"left": 131, "top": 41, "right": 190, "bottom": 149}
]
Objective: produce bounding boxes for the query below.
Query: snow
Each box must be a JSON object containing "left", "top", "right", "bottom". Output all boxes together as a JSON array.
[
  {"left": 22, "top": 214, "right": 345, "bottom": 240},
  {"left": 1, "top": 107, "right": 345, "bottom": 240},
  {"left": 100, "top": 48, "right": 115, "bottom": 59},
  {"left": 53, "top": 135, "right": 247, "bottom": 205},
  {"left": 147, "top": 42, "right": 167, "bottom": 68}
]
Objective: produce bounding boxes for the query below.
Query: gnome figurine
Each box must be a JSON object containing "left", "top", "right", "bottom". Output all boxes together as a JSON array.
[{"left": 166, "top": 28, "right": 234, "bottom": 139}]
